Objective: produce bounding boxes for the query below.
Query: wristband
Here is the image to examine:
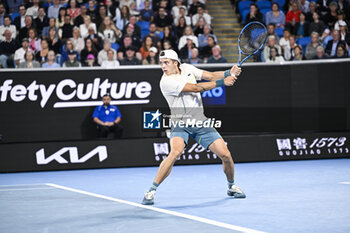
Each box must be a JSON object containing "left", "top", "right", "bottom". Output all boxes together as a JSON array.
[
  {"left": 224, "top": 69, "right": 231, "bottom": 78},
  {"left": 216, "top": 79, "right": 225, "bottom": 87}
]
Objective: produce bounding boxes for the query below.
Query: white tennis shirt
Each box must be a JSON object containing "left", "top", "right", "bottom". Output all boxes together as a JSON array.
[{"left": 160, "top": 63, "right": 207, "bottom": 122}]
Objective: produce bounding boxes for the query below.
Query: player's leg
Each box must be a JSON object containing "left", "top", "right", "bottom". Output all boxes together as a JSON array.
[
  {"left": 208, "top": 138, "right": 246, "bottom": 198},
  {"left": 142, "top": 136, "right": 186, "bottom": 205}
]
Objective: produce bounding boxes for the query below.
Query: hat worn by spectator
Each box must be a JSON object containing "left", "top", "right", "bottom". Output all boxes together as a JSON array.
[
  {"left": 126, "top": 46, "right": 137, "bottom": 52},
  {"left": 87, "top": 54, "right": 95, "bottom": 59},
  {"left": 330, "top": 2, "right": 338, "bottom": 8},
  {"left": 150, "top": 47, "right": 158, "bottom": 53},
  {"left": 68, "top": 50, "right": 76, "bottom": 55},
  {"left": 339, "top": 20, "right": 347, "bottom": 27},
  {"left": 22, "top": 38, "right": 29, "bottom": 42}
]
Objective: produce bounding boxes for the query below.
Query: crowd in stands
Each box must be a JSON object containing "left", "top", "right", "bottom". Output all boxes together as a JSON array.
[
  {"left": 0, "top": 0, "right": 231, "bottom": 69},
  {"left": 236, "top": 0, "right": 350, "bottom": 62}
]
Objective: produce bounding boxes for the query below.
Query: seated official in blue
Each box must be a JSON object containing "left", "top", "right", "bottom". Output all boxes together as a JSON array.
[{"left": 92, "top": 94, "right": 123, "bottom": 138}]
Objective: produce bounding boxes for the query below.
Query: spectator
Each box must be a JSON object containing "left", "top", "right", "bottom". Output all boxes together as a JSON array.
[
  {"left": 183, "top": 47, "right": 203, "bottom": 64},
  {"left": 92, "top": 93, "right": 123, "bottom": 139},
  {"left": 81, "top": 38, "right": 98, "bottom": 66},
  {"left": 245, "top": 3, "right": 263, "bottom": 25},
  {"left": 199, "top": 35, "right": 215, "bottom": 60},
  {"left": 139, "top": 0, "right": 154, "bottom": 22},
  {"left": 162, "top": 39, "right": 174, "bottom": 50},
  {"left": 140, "top": 35, "right": 153, "bottom": 59},
  {"left": 85, "top": 53, "right": 98, "bottom": 66},
  {"left": 117, "top": 35, "right": 133, "bottom": 60},
  {"left": 14, "top": 38, "right": 31, "bottom": 67},
  {"left": 101, "top": 49, "right": 120, "bottom": 68},
  {"left": 86, "top": 25, "right": 104, "bottom": 51},
  {"left": 313, "top": 45, "right": 329, "bottom": 59},
  {"left": 297, "top": 0, "right": 310, "bottom": 13},
  {"left": 34, "top": 7, "right": 49, "bottom": 37},
  {"left": 0, "top": 16, "right": 16, "bottom": 41},
  {"left": 325, "top": 29, "right": 345, "bottom": 56},
  {"left": 198, "top": 24, "right": 216, "bottom": 48},
  {"left": 80, "top": 16, "right": 97, "bottom": 39},
  {"left": 161, "top": 25, "right": 176, "bottom": 50},
  {"left": 324, "top": 1, "right": 339, "bottom": 29},
  {"left": 86, "top": 0, "right": 98, "bottom": 23},
  {"left": 285, "top": 2, "right": 301, "bottom": 33},
  {"left": 42, "top": 50, "right": 60, "bottom": 68},
  {"left": 19, "top": 50, "right": 40, "bottom": 68},
  {"left": 154, "top": 7, "right": 172, "bottom": 31},
  {"left": 14, "top": 5, "right": 27, "bottom": 30},
  {"left": 42, "top": 18, "right": 57, "bottom": 39},
  {"left": 309, "top": 12, "right": 325, "bottom": 36},
  {"left": 295, "top": 12, "right": 310, "bottom": 37},
  {"left": 305, "top": 2, "right": 317, "bottom": 22},
  {"left": 146, "top": 22, "right": 162, "bottom": 48},
  {"left": 96, "top": 5, "right": 108, "bottom": 29},
  {"left": 98, "top": 16, "right": 121, "bottom": 44},
  {"left": 179, "top": 37, "right": 196, "bottom": 61},
  {"left": 142, "top": 46, "right": 159, "bottom": 65},
  {"left": 74, "top": 4, "right": 88, "bottom": 27},
  {"left": 316, "top": 0, "right": 332, "bottom": 16},
  {"left": 129, "top": 2, "right": 140, "bottom": 17},
  {"left": 26, "top": 0, "right": 40, "bottom": 19},
  {"left": 305, "top": 32, "right": 322, "bottom": 59},
  {"left": 192, "top": 5, "right": 211, "bottom": 27},
  {"left": 334, "top": 10, "right": 347, "bottom": 31},
  {"left": 264, "top": 35, "right": 282, "bottom": 62},
  {"left": 67, "top": 0, "right": 81, "bottom": 20},
  {"left": 98, "top": 41, "right": 117, "bottom": 65},
  {"left": 63, "top": 49, "right": 82, "bottom": 67},
  {"left": 172, "top": 0, "right": 186, "bottom": 20},
  {"left": 6, "top": 0, "right": 23, "bottom": 14},
  {"left": 266, "top": 47, "right": 285, "bottom": 63},
  {"left": 194, "top": 17, "right": 207, "bottom": 36},
  {"left": 47, "top": 27, "right": 62, "bottom": 54},
  {"left": 207, "top": 45, "right": 227, "bottom": 63},
  {"left": 178, "top": 26, "right": 199, "bottom": 50},
  {"left": 48, "top": 0, "right": 62, "bottom": 19},
  {"left": 267, "top": 23, "right": 280, "bottom": 43},
  {"left": 338, "top": 21, "right": 348, "bottom": 41},
  {"left": 70, "top": 27, "right": 85, "bottom": 53},
  {"left": 60, "top": 39, "right": 79, "bottom": 65},
  {"left": 28, "top": 28, "right": 42, "bottom": 53},
  {"left": 35, "top": 39, "right": 49, "bottom": 65},
  {"left": 59, "top": 14, "right": 74, "bottom": 41},
  {"left": 0, "top": 3, "right": 5, "bottom": 26},
  {"left": 18, "top": 16, "right": 35, "bottom": 43},
  {"left": 106, "top": 0, "right": 120, "bottom": 22},
  {"left": 123, "top": 15, "right": 141, "bottom": 39},
  {"left": 283, "top": 0, "right": 296, "bottom": 12},
  {"left": 116, "top": 5, "right": 130, "bottom": 31},
  {"left": 284, "top": 35, "right": 298, "bottom": 60},
  {"left": 279, "top": 29, "right": 291, "bottom": 55},
  {"left": 175, "top": 16, "right": 187, "bottom": 41},
  {"left": 188, "top": 0, "right": 205, "bottom": 17},
  {"left": 265, "top": 3, "right": 286, "bottom": 28},
  {"left": 290, "top": 45, "right": 304, "bottom": 60},
  {"left": 0, "top": 30, "right": 19, "bottom": 68},
  {"left": 122, "top": 23, "right": 141, "bottom": 49},
  {"left": 56, "top": 7, "right": 67, "bottom": 29},
  {"left": 175, "top": 6, "right": 191, "bottom": 26},
  {"left": 333, "top": 43, "right": 348, "bottom": 58},
  {"left": 120, "top": 46, "right": 142, "bottom": 65}
]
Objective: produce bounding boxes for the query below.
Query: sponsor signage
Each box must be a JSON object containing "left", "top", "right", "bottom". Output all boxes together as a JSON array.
[{"left": 0, "top": 132, "right": 349, "bottom": 172}]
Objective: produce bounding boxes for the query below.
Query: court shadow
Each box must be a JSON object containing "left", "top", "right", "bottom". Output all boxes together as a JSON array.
[{"left": 160, "top": 197, "right": 234, "bottom": 209}]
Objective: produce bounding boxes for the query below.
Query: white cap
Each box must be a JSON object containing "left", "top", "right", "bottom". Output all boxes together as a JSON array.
[
  {"left": 159, "top": 49, "right": 181, "bottom": 63},
  {"left": 339, "top": 20, "right": 347, "bottom": 27},
  {"left": 150, "top": 46, "right": 158, "bottom": 53}
]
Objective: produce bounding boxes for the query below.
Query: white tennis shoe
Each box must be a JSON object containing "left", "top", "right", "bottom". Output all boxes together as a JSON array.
[
  {"left": 227, "top": 185, "right": 246, "bottom": 198},
  {"left": 142, "top": 190, "right": 156, "bottom": 205}
]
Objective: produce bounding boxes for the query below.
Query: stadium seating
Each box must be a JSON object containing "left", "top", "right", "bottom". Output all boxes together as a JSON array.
[
  {"left": 297, "top": 36, "right": 311, "bottom": 53},
  {"left": 10, "top": 12, "right": 19, "bottom": 21},
  {"left": 111, "top": 43, "right": 120, "bottom": 51},
  {"left": 238, "top": 1, "right": 253, "bottom": 15},
  {"left": 256, "top": 1, "right": 272, "bottom": 10},
  {"left": 275, "top": 27, "right": 284, "bottom": 38}
]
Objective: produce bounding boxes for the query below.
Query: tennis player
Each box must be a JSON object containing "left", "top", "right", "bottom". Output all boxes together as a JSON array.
[{"left": 142, "top": 49, "right": 245, "bottom": 205}]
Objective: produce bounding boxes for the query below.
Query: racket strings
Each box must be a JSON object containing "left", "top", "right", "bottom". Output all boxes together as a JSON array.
[{"left": 239, "top": 23, "right": 267, "bottom": 55}]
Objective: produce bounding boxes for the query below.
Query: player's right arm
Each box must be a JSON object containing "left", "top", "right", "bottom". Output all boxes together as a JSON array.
[{"left": 182, "top": 76, "right": 237, "bottom": 93}]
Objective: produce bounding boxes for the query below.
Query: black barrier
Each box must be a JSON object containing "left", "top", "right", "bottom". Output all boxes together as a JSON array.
[
  {"left": 0, "top": 60, "right": 350, "bottom": 143},
  {"left": 0, "top": 132, "right": 349, "bottom": 172}
]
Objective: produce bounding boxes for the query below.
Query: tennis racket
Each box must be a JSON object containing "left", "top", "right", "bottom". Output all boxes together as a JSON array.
[{"left": 237, "top": 21, "right": 268, "bottom": 66}]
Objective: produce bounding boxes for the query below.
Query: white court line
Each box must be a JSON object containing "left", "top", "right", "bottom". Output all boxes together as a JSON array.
[
  {"left": 46, "top": 183, "right": 266, "bottom": 233},
  {"left": 339, "top": 182, "right": 350, "bottom": 185},
  {"left": 0, "top": 183, "right": 47, "bottom": 187}
]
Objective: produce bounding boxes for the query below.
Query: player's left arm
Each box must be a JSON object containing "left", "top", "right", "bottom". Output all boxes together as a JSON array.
[{"left": 201, "top": 65, "right": 242, "bottom": 81}]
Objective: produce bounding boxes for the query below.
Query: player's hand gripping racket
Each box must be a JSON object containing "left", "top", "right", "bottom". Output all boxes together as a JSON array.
[{"left": 237, "top": 21, "right": 268, "bottom": 66}]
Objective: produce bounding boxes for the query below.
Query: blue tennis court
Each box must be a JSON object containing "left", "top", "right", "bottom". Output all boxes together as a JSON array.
[{"left": 1, "top": 159, "right": 350, "bottom": 233}]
